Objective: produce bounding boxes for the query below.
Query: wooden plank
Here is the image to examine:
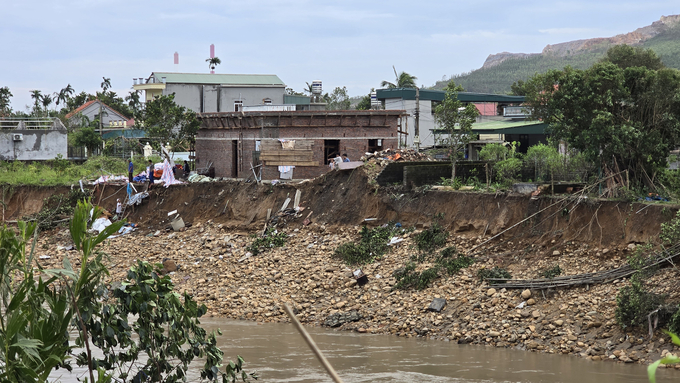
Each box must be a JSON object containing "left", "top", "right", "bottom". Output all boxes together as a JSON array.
[
  {"left": 264, "top": 160, "right": 319, "bottom": 166},
  {"left": 260, "top": 155, "right": 315, "bottom": 162}
]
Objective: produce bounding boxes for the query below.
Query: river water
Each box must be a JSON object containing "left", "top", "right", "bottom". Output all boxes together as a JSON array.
[{"left": 51, "top": 318, "right": 678, "bottom": 382}]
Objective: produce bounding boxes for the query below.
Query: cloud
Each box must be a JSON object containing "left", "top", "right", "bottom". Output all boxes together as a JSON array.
[{"left": 539, "top": 27, "right": 601, "bottom": 35}]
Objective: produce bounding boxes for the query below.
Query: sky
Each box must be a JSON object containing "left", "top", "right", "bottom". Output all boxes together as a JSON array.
[{"left": 1, "top": 0, "right": 678, "bottom": 111}]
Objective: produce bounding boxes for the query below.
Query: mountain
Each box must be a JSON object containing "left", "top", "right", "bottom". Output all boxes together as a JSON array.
[{"left": 433, "top": 15, "right": 680, "bottom": 94}]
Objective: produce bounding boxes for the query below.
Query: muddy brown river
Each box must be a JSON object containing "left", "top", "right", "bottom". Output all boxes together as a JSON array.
[{"left": 51, "top": 319, "right": 678, "bottom": 382}]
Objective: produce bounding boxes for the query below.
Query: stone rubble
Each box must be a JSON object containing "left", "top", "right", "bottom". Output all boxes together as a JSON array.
[{"left": 34, "top": 220, "right": 680, "bottom": 369}]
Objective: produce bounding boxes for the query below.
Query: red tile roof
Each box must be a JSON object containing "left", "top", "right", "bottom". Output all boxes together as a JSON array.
[{"left": 65, "top": 99, "right": 127, "bottom": 121}]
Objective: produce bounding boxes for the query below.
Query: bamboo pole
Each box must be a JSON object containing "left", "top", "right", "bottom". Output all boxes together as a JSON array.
[{"left": 283, "top": 304, "right": 344, "bottom": 383}]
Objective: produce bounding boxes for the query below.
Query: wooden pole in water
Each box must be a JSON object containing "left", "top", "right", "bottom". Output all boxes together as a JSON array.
[{"left": 283, "top": 304, "right": 344, "bottom": 383}]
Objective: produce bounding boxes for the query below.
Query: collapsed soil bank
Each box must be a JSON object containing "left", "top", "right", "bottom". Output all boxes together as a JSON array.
[
  {"left": 3, "top": 168, "right": 674, "bottom": 248},
  {"left": 4, "top": 169, "right": 680, "bottom": 369}
]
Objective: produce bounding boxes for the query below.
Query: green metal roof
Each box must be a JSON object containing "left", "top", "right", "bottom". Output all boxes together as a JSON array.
[
  {"left": 150, "top": 72, "right": 285, "bottom": 86},
  {"left": 471, "top": 120, "right": 548, "bottom": 134},
  {"left": 431, "top": 120, "right": 547, "bottom": 135},
  {"left": 376, "top": 88, "right": 525, "bottom": 103}
]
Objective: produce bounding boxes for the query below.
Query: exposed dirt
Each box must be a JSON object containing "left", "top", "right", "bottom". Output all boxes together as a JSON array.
[{"left": 3, "top": 167, "right": 676, "bottom": 249}]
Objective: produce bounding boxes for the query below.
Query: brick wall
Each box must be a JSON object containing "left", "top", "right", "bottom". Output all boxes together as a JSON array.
[{"left": 196, "top": 111, "right": 403, "bottom": 180}]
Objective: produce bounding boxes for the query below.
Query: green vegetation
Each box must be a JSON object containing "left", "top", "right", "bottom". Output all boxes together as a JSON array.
[
  {"left": 0, "top": 200, "right": 256, "bottom": 382},
  {"left": 333, "top": 224, "right": 404, "bottom": 266},
  {"left": 247, "top": 227, "right": 288, "bottom": 256},
  {"left": 477, "top": 266, "right": 512, "bottom": 282},
  {"left": 539, "top": 265, "right": 562, "bottom": 279},
  {"left": 394, "top": 247, "right": 474, "bottom": 291},
  {"left": 433, "top": 82, "right": 479, "bottom": 180},
  {"left": 413, "top": 219, "right": 449, "bottom": 253},
  {"left": 522, "top": 46, "right": 680, "bottom": 186},
  {"left": 648, "top": 331, "right": 680, "bottom": 383},
  {"left": 0, "top": 156, "right": 154, "bottom": 186},
  {"left": 134, "top": 93, "right": 200, "bottom": 150}
]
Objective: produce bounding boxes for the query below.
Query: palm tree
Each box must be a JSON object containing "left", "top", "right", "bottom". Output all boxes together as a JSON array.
[
  {"left": 100, "top": 77, "right": 111, "bottom": 92},
  {"left": 30, "top": 90, "right": 42, "bottom": 116},
  {"left": 381, "top": 66, "right": 418, "bottom": 89},
  {"left": 206, "top": 57, "right": 221, "bottom": 72},
  {"left": 40, "top": 94, "right": 53, "bottom": 117},
  {"left": 54, "top": 84, "right": 74, "bottom": 108}
]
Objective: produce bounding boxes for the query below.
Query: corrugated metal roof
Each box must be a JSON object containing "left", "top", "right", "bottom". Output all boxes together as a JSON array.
[
  {"left": 150, "top": 72, "right": 285, "bottom": 86},
  {"left": 376, "top": 88, "right": 525, "bottom": 103},
  {"left": 471, "top": 120, "right": 547, "bottom": 134}
]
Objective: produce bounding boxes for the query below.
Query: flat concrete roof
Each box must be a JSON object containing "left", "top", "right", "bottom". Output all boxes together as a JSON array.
[{"left": 376, "top": 88, "right": 525, "bottom": 103}]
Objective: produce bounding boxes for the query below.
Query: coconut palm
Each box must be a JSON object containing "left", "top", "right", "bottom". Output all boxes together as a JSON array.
[
  {"left": 206, "top": 57, "right": 222, "bottom": 72},
  {"left": 381, "top": 66, "right": 418, "bottom": 89}
]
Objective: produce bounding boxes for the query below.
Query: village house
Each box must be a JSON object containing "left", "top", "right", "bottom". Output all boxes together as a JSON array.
[
  {"left": 195, "top": 110, "right": 406, "bottom": 180},
  {"left": 132, "top": 72, "right": 304, "bottom": 113},
  {"left": 64, "top": 100, "right": 131, "bottom": 129},
  {"left": 376, "top": 88, "right": 547, "bottom": 154}
]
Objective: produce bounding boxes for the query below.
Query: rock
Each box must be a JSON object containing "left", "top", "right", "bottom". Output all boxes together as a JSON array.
[
  {"left": 532, "top": 310, "right": 541, "bottom": 318},
  {"left": 428, "top": 298, "right": 447, "bottom": 312},
  {"left": 552, "top": 250, "right": 561, "bottom": 256},
  {"left": 487, "top": 288, "right": 497, "bottom": 297},
  {"left": 335, "top": 301, "right": 346, "bottom": 309},
  {"left": 162, "top": 259, "right": 177, "bottom": 273},
  {"left": 527, "top": 298, "right": 536, "bottom": 306},
  {"left": 489, "top": 331, "right": 501, "bottom": 337},
  {"left": 554, "top": 320, "right": 564, "bottom": 326},
  {"left": 357, "top": 328, "right": 367, "bottom": 333},
  {"left": 521, "top": 289, "right": 532, "bottom": 299},
  {"left": 602, "top": 248, "right": 610, "bottom": 255},
  {"left": 324, "top": 310, "right": 362, "bottom": 327}
]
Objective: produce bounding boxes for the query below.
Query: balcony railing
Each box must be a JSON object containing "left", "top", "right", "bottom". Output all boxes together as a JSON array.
[{"left": 0, "top": 118, "right": 67, "bottom": 130}]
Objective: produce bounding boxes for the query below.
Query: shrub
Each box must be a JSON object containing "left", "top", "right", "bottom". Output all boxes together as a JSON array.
[
  {"left": 333, "top": 224, "right": 401, "bottom": 266},
  {"left": 414, "top": 221, "right": 449, "bottom": 253},
  {"left": 615, "top": 282, "right": 666, "bottom": 329},
  {"left": 539, "top": 265, "right": 562, "bottom": 279},
  {"left": 247, "top": 227, "right": 287, "bottom": 256},
  {"left": 477, "top": 266, "right": 512, "bottom": 282},
  {"left": 394, "top": 246, "right": 474, "bottom": 290},
  {"left": 494, "top": 158, "right": 522, "bottom": 184}
]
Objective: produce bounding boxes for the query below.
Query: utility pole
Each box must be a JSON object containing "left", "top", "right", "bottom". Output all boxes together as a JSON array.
[{"left": 414, "top": 87, "right": 420, "bottom": 152}]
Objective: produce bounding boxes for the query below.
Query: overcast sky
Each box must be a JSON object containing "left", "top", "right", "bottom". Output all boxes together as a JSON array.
[{"left": 1, "top": 0, "right": 678, "bottom": 111}]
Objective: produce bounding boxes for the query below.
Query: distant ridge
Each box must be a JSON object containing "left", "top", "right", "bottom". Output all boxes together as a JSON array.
[{"left": 434, "top": 15, "right": 680, "bottom": 94}]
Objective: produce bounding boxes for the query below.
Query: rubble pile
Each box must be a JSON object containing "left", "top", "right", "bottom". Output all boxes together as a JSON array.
[
  {"left": 360, "top": 148, "right": 437, "bottom": 180},
  {"left": 34, "top": 222, "right": 680, "bottom": 367}
]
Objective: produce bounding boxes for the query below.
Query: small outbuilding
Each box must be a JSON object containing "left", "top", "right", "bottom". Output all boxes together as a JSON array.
[{"left": 195, "top": 110, "right": 406, "bottom": 180}]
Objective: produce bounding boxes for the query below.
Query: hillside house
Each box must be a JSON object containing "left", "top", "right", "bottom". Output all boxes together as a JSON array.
[{"left": 196, "top": 110, "right": 406, "bottom": 180}]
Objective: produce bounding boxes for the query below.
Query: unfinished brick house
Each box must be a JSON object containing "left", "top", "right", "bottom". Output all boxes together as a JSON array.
[{"left": 195, "top": 110, "right": 406, "bottom": 180}]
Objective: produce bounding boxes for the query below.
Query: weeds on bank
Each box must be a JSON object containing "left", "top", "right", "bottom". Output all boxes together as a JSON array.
[
  {"left": 394, "top": 246, "right": 475, "bottom": 290},
  {"left": 30, "top": 188, "right": 93, "bottom": 230},
  {"left": 477, "top": 266, "right": 512, "bottom": 283},
  {"left": 413, "top": 216, "right": 449, "bottom": 253},
  {"left": 538, "top": 265, "right": 562, "bottom": 279},
  {"left": 247, "top": 227, "right": 287, "bottom": 256},
  {"left": 333, "top": 224, "right": 406, "bottom": 266}
]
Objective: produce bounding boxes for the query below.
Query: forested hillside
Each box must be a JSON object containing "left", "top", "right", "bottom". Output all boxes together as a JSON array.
[{"left": 434, "top": 18, "right": 680, "bottom": 94}]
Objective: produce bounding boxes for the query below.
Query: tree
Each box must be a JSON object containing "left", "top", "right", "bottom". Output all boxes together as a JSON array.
[
  {"left": 29, "top": 90, "right": 42, "bottom": 116},
  {"left": 206, "top": 57, "right": 222, "bottom": 71},
  {"left": 54, "top": 84, "right": 74, "bottom": 110},
  {"left": 100, "top": 77, "right": 111, "bottom": 92},
  {"left": 522, "top": 46, "right": 680, "bottom": 186},
  {"left": 603, "top": 44, "right": 664, "bottom": 71},
  {"left": 433, "top": 82, "right": 479, "bottom": 179},
  {"left": 135, "top": 93, "right": 200, "bottom": 148},
  {"left": 355, "top": 89, "right": 374, "bottom": 110},
  {"left": 324, "top": 86, "right": 351, "bottom": 110},
  {"left": 40, "top": 94, "right": 53, "bottom": 116},
  {"left": 381, "top": 66, "right": 417, "bottom": 89},
  {"left": 73, "top": 126, "right": 103, "bottom": 155},
  {"left": 0, "top": 87, "right": 12, "bottom": 116}
]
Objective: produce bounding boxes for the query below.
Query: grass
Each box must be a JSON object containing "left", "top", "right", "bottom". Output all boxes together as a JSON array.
[
  {"left": 333, "top": 224, "right": 404, "bottom": 266},
  {"left": 0, "top": 156, "right": 162, "bottom": 186}
]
